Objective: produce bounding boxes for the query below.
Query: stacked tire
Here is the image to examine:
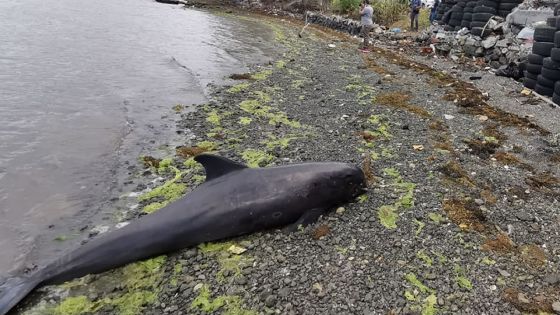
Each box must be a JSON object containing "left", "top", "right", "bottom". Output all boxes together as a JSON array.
[
  {"left": 470, "top": 0, "right": 499, "bottom": 37},
  {"left": 524, "top": 25, "right": 556, "bottom": 92},
  {"left": 461, "top": 1, "right": 477, "bottom": 28},
  {"left": 497, "top": 0, "right": 523, "bottom": 18},
  {"left": 449, "top": 0, "right": 467, "bottom": 31},
  {"left": 435, "top": 0, "right": 451, "bottom": 22}
]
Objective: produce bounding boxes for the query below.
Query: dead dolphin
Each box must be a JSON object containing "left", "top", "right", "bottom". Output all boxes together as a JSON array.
[{"left": 0, "top": 154, "right": 365, "bottom": 314}]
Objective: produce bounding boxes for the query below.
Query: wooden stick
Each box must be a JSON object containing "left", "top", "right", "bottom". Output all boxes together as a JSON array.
[{"left": 531, "top": 90, "right": 559, "bottom": 108}]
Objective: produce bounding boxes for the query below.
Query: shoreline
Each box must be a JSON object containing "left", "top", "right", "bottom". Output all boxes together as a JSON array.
[{"left": 15, "top": 5, "right": 560, "bottom": 315}]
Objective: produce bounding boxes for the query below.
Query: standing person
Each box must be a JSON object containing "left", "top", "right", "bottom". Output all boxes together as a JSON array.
[
  {"left": 430, "top": 0, "right": 440, "bottom": 23},
  {"left": 359, "top": 0, "right": 374, "bottom": 52},
  {"left": 410, "top": 0, "right": 421, "bottom": 31}
]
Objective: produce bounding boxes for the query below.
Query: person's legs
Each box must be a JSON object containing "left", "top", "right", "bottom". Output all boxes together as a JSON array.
[
  {"left": 363, "top": 25, "right": 371, "bottom": 48},
  {"left": 410, "top": 11, "right": 414, "bottom": 30},
  {"left": 413, "top": 12, "right": 419, "bottom": 31},
  {"left": 359, "top": 25, "right": 369, "bottom": 50}
]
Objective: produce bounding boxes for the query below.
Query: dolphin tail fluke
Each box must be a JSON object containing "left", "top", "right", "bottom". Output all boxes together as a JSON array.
[{"left": 0, "top": 274, "right": 42, "bottom": 315}]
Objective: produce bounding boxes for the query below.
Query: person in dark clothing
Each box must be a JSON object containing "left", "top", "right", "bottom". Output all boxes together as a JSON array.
[
  {"left": 430, "top": 0, "right": 440, "bottom": 23},
  {"left": 410, "top": 0, "right": 422, "bottom": 31}
]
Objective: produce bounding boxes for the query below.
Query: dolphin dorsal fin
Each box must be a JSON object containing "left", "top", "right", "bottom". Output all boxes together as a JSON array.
[{"left": 194, "top": 154, "right": 247, "bottom": 181}]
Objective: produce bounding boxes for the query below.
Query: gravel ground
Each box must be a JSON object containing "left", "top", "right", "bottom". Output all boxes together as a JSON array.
[{"left": 15, "top": 10, "right": 560, "bottom": 315}]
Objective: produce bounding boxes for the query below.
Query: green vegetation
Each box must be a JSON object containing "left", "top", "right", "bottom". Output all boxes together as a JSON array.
[
  {"left": 241, "top": 149, "right": 275, "bottom": 168},
  {"left": 377, "top": 168, "right": 416, "bottom": 229},
  {"left": 228, "top": 83, "right": 250, "bottom": 93},
  {"left": 191, "top": 285, "right": 256, "bottom": 315},
  {"left": 405, "top": 273, "right": 434, "bottom": 294},
  {"left": 51, "top": 296, "right": 95, "bottom": 315}
]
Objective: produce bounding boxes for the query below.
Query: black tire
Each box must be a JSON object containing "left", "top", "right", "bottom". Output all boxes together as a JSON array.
[
  {"left": 454, "top": 26, "right": 462, "bottom": 31},
  {"left": 533, "top": 42, "right": 555, "bottom": 57},
  {"left": 463, "top": 8, "right": 473, "bottom": 12},
  {"left": 534, "top": 26, "right": 556, "bottom": 42},
  {"left": 474, "top": 6, "right": 497, "bottom": 13},
  {"left": 473, "top": 12, "right": 494, "bottom": 21},
  {"left": 449, "top": 18, "right": 462, "bottom": 26},
  {"left": 479, "top": 0, "right": 499, "bottom": 7},
  {"left": 551, "top": 48, "right": 560, "bottom": 61},
  {"left": 543, "top": 57, "right": 560, "bottom": 70},
  {"left": 463, "top": 12, "right": 473, "bottom": 20},
  {"left": 498, "top": 3, "right": 518, "bottom": 10},
  {"left": 541, "top": 67, "right": 560, "bottom": 80},
  {"left": 555, "top": 31, "right": 560, "bottom": 47},
  {"left": 525, "top": 70, "right": 538, "bottom": 80},
  {"left": 535, "top": 84, "right": 554, "bottom": 96},
  {"left": 461, "top": 20, "right": 471, "bottom": 27},
  {"left": 524, "top": 77, "right": 537, "bottom": 89},
  {"left": 451, "top": 12, "right": 464, "bottom": 19},
  {"left": 528, "top": 53, "right": 544, "bottom": 65},
  {"left": 553, "top": 93, "right": 560, "bottom": 105},
  {"left": 555, "top": 3, "right": 560, "bottom": 16},
  {"left": 525, "top": 62, "right": 542, "bottom": 75},
  {"left": 444, "top": 25, "right": 455, "bottom": 31},
  {"left": 470, "top": 21, "right": 488, "bottom": 28},
  {"left": 471, "top": 27, "right": 491, "bottom": 37},
  {"left": 549, "top": 17, "right": 560, "bottom": 29},
  {"left": 537, "top": 74, "right": 556, "bottom": 88},
  {"left": 555, "top": 81, "right": 560, "bottom": 92}
]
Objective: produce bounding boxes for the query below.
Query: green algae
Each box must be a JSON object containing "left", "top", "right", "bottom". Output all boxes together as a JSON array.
[
  {"left": 422, "top": 294, "right": 437, "bottom": 315},
  {"left": 413, "top": 219, "right": 425, "bottom": 236},
  {"left": 251, "top": 69, "right": 272, "bottom": 81},
  {"left": 139, "top": 166, "right": 186, "bottom": 213},
  {"left": 456, "top": 276, "right": 473, "bottom": 290},
  {"left": 198, "top": 242, "right": 253, "bottom": 282},
  {"left": 206, "top": 110, "right": 221, "bottom": 126},
  {"left": 404, "top": 290, "right": 416, "bottom": 301},
  {"left": 51, "top": 296, "right": 95, "bottom": 315},
  {"left": 191, "top": 285, "right": 257, "bottom": 315},
  {"left": 241, "top": 149, "right": 274, "bottom": 168},
  {"left": 275, "top": 60, "right": 286, "bottom": 69},
  {"left": 481, "top": 257, "right": 496, "bottom": 265},
  {"left": 48, "top": 256, "right": 167, "bottom": 315},
  {"left": 368, "top": 114, "right": 380, "bottom": 124},
  {"left": 405, "top": 273, "right": 434, "bottom": 294},
  {"left": 239, "top": 117, "right": 252, "bottom": 125},
  {"left": 454, "top": 264, "right": 473, "bottom": 290},
  {"left": 239, "top": 98, "right": 301, "bottom": 129},
  {"left": 377, "top": 168, "right": 416, "bottom": 229},
  {"left": 143, "top": 202, "right": 168, "bottom": 214},
  {"left": 252, "top": 91, "right": 271, "bottom": 103},
  {"left": 184, "top": 157, "right": 203, "bottom": 170},
  {"left": 416, "top": 250, "right": 433, "bottom": 266},
  {"left": 196, "top": 141, "right": 218, "bottom": 151},
  {"left": 357, "top": 194, "right": 368, "bottom": 203},
  {"left": 157, "top": 158, "right": 173, "bottom": 174},
  {"left": 378, "top": 205, "right": 398, "bottom": 229},
  {"left": 227, "top": 83, "right": 250, "bottom": 93},
  {"left": 428, "top": 212, "right": 444, "bottom": 224},
  {"left": 263, "top": 134, "right": 298, "bottom": 150}
]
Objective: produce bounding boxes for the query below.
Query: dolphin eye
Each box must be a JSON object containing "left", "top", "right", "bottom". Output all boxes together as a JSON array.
[{"left": 272, "top": 212, "right": 282, "bottom": 219}]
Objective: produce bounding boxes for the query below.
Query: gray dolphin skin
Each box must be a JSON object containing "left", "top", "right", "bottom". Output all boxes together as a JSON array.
[{"left": 0, "top": 154, "right": 366, "bottom": 314}]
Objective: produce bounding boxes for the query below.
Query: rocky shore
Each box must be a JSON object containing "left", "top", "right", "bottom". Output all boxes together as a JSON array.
[{"left": 13, "top": 7, "right": 560, "bottom": 315}]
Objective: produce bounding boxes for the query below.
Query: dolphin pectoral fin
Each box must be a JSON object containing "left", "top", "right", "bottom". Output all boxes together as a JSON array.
[
  {"left": 282, "top": 208, "right": 325, "bottom": 233},
  {"left": 194, "top": 154, "right": 248, "bottom": 181}
]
